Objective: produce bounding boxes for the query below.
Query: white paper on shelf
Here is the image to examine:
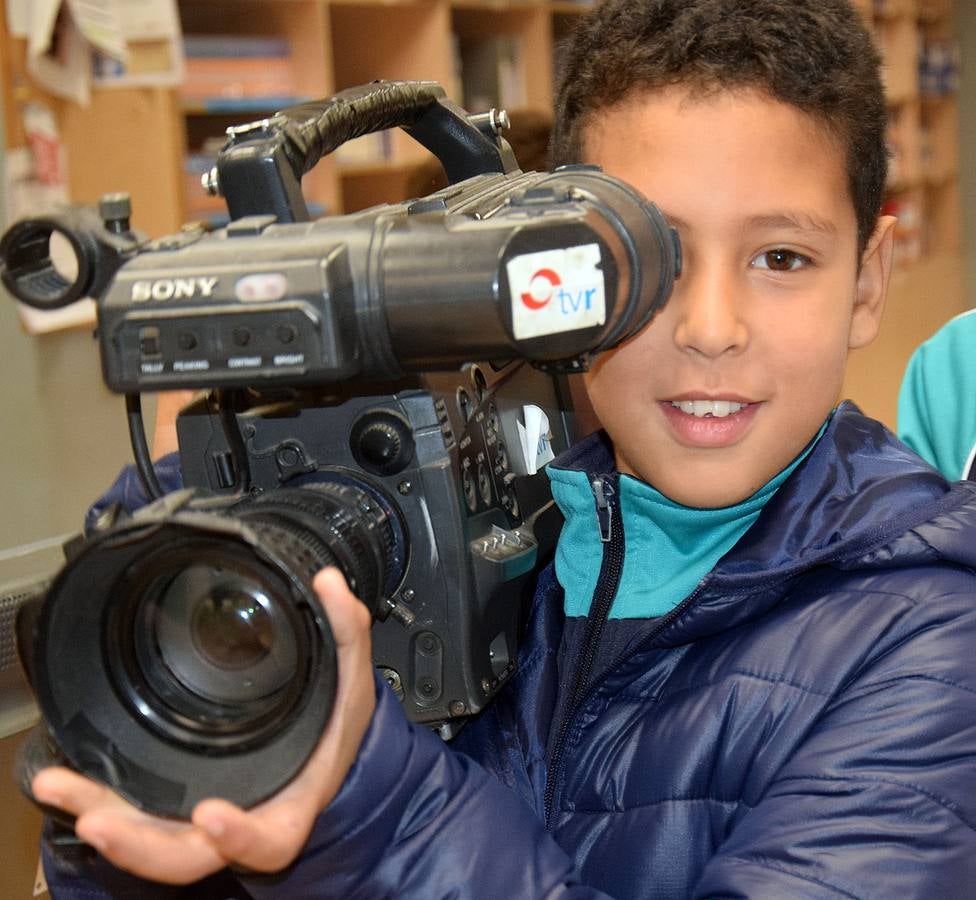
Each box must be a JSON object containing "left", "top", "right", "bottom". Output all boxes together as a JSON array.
[
  {"left": 89, "top": 0, "right": 183, "bottom": 88},
  {"left": 67, "top": 0, "right": 127, "bottom": 59},
  {"left": 112, "top": 0, "right": 182, "bottom": 41},
  {"left": 5, "top": 0, "right": 30, "bottom": 38},
  {"left": 516, "top": 405, "right": 555, "bottom": 476},
  {"left": 25, "top": 0, "right": 61, "bottom": 56},
  {"left": 22, "top": 2, "right": 91, "bottom": 105}
]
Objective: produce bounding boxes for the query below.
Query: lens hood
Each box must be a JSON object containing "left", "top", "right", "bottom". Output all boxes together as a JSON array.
[{"left": 33, "top": 509, "right": 338, "bottom": 819}]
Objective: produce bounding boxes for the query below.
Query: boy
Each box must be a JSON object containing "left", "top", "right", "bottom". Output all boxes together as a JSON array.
[{"left": 33, "top": 0, "right": 976, "bottom": 896}]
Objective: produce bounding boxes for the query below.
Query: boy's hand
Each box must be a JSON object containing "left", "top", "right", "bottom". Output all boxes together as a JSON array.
[
  {"left": 31, "top": 567, "right": 376, "bottom": 884},
  {"left": 151, "top": 389, "right": 197, "bottom": 458}
]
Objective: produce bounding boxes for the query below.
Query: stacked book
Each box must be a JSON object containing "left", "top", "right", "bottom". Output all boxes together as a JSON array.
[{"left": 181, "top": 34, "right": 300, "bottom": 113}]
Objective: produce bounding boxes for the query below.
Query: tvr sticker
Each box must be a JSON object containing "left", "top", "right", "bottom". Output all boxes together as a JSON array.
[{"left": 507, "top": 244, "right": 606, "bottom": 340}]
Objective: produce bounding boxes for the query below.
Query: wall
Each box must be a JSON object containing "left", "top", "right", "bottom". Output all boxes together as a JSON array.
[
  {"left": 0, "top": 109, "right": 141, "bottom": 550},
  {"left": 0, "top": 93, "right": 152, "bottom": 900},
  {"left": 0, "top": 305, "right": 140, "bottom": 548}
]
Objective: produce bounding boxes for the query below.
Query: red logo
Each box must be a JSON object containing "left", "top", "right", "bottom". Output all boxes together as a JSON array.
[{"left": 521, "top": 268, "right": 561, "bottom": 310}]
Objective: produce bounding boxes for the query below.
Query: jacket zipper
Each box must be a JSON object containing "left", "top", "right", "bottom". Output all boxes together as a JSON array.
[
  {"left": 543, "top": 474, "right": 623, "bottom": 827},
  {"left": 542, "top": 574, "right": 706, "bottom": 828}
]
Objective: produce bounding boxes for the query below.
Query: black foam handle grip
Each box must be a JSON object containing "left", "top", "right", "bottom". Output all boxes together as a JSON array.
[
  {"left": 275, "top": 80, "right": 510, "bottom": 183},
  {"left": 277, "top": 81, "right": 448, "bottom": 175}
]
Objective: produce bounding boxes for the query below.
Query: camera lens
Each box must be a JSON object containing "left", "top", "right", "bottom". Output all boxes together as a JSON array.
[
  {"left": 193, "top": 586, "right": 269, "bottom": 665},
  {"left": 113, "top": 543, "right": 311, "bottom": 751},
  {"left": 149, "top": 565, "right": 296, "bottom": 707},
  {"left": 32, "top": 479, "right": 405, "bottom": 818},
  {"left": 191, "top": 583, "right": 273, "bottom": 671}
]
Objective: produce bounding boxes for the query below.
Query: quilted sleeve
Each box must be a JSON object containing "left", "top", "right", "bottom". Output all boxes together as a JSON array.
[
  {"left": 84, "top": 452, "right": 184, "bottom": 531},
  {"left": 242, "top": 675, "right": 608, "bottom": 900}
]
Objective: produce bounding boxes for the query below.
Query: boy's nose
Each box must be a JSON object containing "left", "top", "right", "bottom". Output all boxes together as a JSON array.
[{"left": 671, "top": 264, "right": 749, "bottom": 359}]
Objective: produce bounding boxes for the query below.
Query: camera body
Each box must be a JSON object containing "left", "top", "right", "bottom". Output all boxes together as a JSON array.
[
  {"left": 97, "top": 164, "right": 671, "bottom": 394},
  {"left": 174, "top": 364, "right": 571, "bottom": 732}
]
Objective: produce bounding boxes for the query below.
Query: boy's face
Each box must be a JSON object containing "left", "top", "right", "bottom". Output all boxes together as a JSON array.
[{"left": 581, "top": 87, "right": 894, "bottom": 508}]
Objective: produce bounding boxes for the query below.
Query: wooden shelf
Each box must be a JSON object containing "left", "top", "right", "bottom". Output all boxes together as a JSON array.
[
  {"left": 872, "top": 0, "right": 918, "bottom": 21},
  {"left": 181, "top": 96, "right": 313, "bottom": 115},
  {"left": 843, "top": 252, "right": 965, "bottom": 428}
]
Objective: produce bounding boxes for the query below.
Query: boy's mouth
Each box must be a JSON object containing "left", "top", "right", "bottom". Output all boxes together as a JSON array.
[
  {"left": 669, "top": 399, "right": 751, "bottom": 418},
  {"left": 662, "top": 397, "right": 760, "bottom": 448}
]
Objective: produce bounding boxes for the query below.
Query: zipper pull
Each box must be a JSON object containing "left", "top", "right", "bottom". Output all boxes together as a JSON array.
[{"left": 591, "top": 476, "right": 615, "bottom": 543}]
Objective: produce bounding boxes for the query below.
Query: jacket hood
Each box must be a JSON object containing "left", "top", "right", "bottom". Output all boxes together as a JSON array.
[{"left": 550, "top": 402, "right": 976, "bottom": 644}]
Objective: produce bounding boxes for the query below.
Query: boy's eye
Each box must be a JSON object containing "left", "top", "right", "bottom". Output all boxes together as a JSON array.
[{"left": 752, "top": 249, "right": 809, "bottom": 272}]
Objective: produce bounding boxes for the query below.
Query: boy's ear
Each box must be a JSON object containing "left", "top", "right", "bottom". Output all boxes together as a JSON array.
[{"left": 849, "top": 215, "right": 897, "bottom": 349}]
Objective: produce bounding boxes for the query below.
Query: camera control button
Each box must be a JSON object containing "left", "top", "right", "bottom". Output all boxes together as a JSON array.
[
  {"left": 407, "top": 197, "right": 448, "bottom": 215},
  {"left": 232, "top": 327, "right": 251, "bottom": 347},
  {"left": 275, "top": 324, "right": 297, "bottom": 344},
  {"left": 511, "top": 186, "right": 572, "bottom": 206},
  {"left": 350, "top": 411, "right": 415, "bottom": 475},
  {"left": 177, "top": 331, "right": 198, "bottom": 351},
  {"left": 138, "top": 326, "right": 161, "bottom": 356},
  {"left": 412, "top": 631, "right": 443, "bottom": 704}
]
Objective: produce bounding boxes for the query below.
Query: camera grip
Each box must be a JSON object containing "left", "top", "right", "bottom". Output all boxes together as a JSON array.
[{"left": 277, "top": 80, "right": 511, "bottom": 184}]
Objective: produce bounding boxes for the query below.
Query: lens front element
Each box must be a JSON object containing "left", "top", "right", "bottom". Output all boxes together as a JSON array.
[{"left": 154, "top": 565, "right": 297, "bottom": 705}]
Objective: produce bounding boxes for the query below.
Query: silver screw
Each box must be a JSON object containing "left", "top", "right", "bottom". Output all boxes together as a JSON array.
[{"left": 201, "top": 167, "right": 220, "bottom": 196}]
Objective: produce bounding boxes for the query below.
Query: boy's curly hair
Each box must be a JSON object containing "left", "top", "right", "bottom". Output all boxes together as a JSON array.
[{"left": 552, "top": 0, "right": 887, "bottom": 253}]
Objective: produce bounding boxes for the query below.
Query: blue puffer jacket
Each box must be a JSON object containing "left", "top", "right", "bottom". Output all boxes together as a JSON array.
[{"left": 44, "top": 404, "right": 976, "bottom": 898}]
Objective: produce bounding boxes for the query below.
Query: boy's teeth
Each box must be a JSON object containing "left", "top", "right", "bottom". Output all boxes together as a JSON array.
[{"left": 672, "top": 400, "right": 744, "bottom": 418}]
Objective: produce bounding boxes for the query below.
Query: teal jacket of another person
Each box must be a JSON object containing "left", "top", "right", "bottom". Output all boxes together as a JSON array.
[{"left": 898, "top": 308, "right": 976, "bottom": 480}]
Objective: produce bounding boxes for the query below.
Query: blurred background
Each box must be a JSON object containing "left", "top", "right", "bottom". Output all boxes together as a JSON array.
[{"left": 0, "top": 0, "right": 973, "bottom": 894}]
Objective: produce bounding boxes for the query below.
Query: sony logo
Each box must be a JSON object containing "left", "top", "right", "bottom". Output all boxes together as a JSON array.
[{"left": 131, "top": 276, "right": 219, "bottom": 302}]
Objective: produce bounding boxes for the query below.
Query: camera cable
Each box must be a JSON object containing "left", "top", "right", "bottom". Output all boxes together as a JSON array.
[
  {"left": 216, "top": 388, "right": 252, "bottom": 494},
  {"left": 125, "top": 393, "right": 164, "bottom": 501}
]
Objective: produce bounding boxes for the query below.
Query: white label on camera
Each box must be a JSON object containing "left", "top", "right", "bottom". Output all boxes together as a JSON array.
[
  {"left": 173, "top": 359, "right": 209, "bottom": 372},
  {"left": 228, "top": 356, "right": 262, "bottom": 368},
  {"left": 274, "top": 353, "right": 304, "bottom": 366},
  {"left": 507, "top": 244, "right": 606, "bottom": 340}
]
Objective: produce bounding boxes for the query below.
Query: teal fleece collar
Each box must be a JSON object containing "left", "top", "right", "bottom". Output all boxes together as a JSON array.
[{"left": 548, "top": 420, "right": 828, "bottom": 620}]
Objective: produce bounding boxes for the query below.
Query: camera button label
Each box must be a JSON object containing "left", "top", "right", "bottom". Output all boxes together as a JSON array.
[
  {"left": 228, "top": 356, "right": 263, "bottom": 369},
  {"left": 507, "top": 244, "right": 606, "bottom": 340}
]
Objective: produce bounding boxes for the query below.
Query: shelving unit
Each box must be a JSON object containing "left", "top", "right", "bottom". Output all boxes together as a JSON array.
[
  {"left": 172, "top": 0, "right": 570, "bottom": 226},
  {"left": 0, "top": 0, "right": 966, "bottom": 426},
  {"left": 842, "top": 0, "right": 966, "bottom": 426}
]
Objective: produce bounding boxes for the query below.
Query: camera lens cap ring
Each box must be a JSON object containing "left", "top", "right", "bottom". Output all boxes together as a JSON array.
[
  {"left": 32, "top": 525, "right": 338, "bottom": 819},
  {"left": 0, "top": 218, "right": 94, "bottom": 310}
]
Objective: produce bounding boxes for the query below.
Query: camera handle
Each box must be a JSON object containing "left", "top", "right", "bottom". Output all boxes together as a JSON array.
[{"left": 213, "top": 80, "right": 518, "bottom": 223}]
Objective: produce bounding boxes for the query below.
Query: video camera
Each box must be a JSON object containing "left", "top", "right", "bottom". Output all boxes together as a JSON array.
[{"left": 0, "top": 81, "right": 680, "bottom": 819}]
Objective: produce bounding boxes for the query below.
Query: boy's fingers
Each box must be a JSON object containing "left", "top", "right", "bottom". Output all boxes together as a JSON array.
[
  {"left": 74, "top": 811, "right": 226, "bottom": 885},
  {"left": 187, "top": 567, "right": 378, "bottom": 873},
  {"left": 32, "top": 767, "right": 130, "bottom": 817},
  {"left": 313, "top": 567, "right": 373, "bottom": 646},
  {"left": 33, "top": 769, "right": 226, "bottom": 884},
  {"left": 193, "top": 798, "right": 314, "bottom": 872}
]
